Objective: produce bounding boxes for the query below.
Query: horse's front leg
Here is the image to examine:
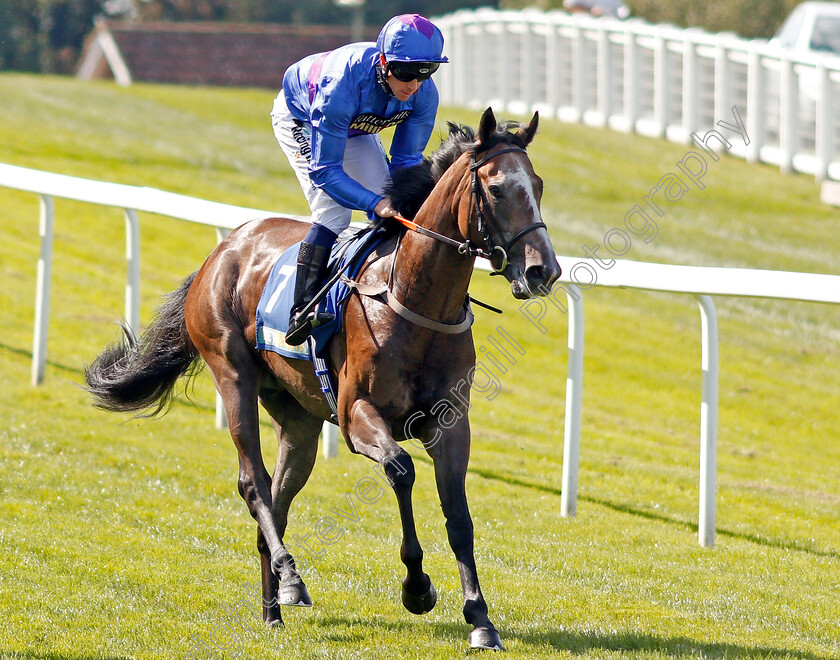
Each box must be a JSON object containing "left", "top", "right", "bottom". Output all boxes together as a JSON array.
[
  {"left": 344, "top": 398, "right": 437, "bottom": 615},
  {"left": 427, "top": 420, "right": 503, "bottom": 651}
]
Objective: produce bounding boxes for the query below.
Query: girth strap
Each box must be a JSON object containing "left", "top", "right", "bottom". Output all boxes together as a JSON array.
[
  {"left": 343, "top": 277, "right": 474, "bottom": 335},
  {"left": 308, "top": 338, "right": 339, "bottom": 424}
]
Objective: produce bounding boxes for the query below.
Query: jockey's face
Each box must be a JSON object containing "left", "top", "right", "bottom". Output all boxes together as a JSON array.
[
  {"left": 387, "top": 74, "right": 421, "bottom": 101},
  {"left": 380, "top": 55, "right": 422, "bottom": 101}
]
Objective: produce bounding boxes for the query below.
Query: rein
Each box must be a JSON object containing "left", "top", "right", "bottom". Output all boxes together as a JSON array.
[
  {"left": 391, "top": 214, "right": 481, "bottom": 257},
  {"left": 344, "top": 228, "right": 475, "bottom": 334}
]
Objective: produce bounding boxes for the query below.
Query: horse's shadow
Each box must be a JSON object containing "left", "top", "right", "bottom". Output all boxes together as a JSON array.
[
  {"left": 315, "top": 614, "right": 465, "bottom": 646},
  {"left": 316, "top": 616, "right": 833, "bottom": 659}
]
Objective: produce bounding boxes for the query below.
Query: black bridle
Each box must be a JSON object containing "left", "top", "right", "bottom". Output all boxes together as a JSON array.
[
  {"left": 468, "top": 146, "right": 547, "bottom": 273},
  {"left": 391, "top": 144, "right": 547, "bottom": 274}
]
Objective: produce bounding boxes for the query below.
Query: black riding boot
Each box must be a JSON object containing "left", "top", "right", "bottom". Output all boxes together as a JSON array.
[{"left": 285, "top": 241, "right": 335, "bottom": 346}]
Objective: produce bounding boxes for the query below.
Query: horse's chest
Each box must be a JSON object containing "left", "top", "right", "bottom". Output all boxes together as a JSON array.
[{"left": 368, "top": 334, "right": 473, "bottom": 413}]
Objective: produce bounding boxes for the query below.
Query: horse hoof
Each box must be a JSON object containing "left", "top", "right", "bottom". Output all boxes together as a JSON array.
[
  {"left": 401, "top": 580, "right": 437, "bottom": 615},
  {"left": 278, "top": 582, "right": 313, "bottom": 607},
  {"left": 265, "top": 618, "right": 284, "bottom": 629},
  {"left": 469, "top": 626, "right": 504, "bottom": 651}
]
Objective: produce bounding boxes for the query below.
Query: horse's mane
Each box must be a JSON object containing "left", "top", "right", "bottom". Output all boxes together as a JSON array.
[{"left": 385, "top": 120, "right": 530, "bottom": 219}]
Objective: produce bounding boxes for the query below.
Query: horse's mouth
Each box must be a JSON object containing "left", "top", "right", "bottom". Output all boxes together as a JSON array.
[
  {"left": 509, "top": 275, "right": 534, "bottom": 299},
  {"left": 507, "top": 260, "right": 561, "bottom": 299}
]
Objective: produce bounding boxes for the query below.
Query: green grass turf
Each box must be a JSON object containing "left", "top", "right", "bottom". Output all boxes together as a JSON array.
[{"left": 0, "top": 73, "right": 839, "bottom": 659}]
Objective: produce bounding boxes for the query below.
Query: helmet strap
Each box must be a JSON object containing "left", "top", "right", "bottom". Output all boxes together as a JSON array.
[{"left": 375, "top": 57, "right": 395, "bottom": 97}]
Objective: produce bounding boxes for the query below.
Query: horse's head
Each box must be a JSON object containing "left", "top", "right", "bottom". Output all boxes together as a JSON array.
[{"left": 465, "top": 107, "right": 561, "bottom": 299}]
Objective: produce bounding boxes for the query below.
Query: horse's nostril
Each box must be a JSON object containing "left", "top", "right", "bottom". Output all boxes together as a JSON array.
[
  {"left": 524, "top": 262, "right": 560, "bottom": 293},
  {"left": 525, "top": 265, "right": 547, "bottom": 284}
]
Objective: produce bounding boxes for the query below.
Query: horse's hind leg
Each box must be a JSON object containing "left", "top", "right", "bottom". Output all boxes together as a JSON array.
[
  {"left": 256, "top": 528, "right": 282, "bottom": 626},
  {"left": 200, "top": 349, "right": 293, "bottom": 627},
  {"left": 259, "top": 388, "right": 321, "bottom": 609}
]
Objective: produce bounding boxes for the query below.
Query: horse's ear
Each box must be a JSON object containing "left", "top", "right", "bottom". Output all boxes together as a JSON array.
[
  {"left": 478, "top": 107, "right": 497, "bottom": 146},
  {"left": 516, "top": 111, "right": 539, "bottom": 147}
]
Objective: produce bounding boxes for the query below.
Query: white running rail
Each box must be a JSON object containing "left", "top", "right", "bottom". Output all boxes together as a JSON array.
[
  {"left": 0, "top": 162, "right": 340, "bottom": 456},
  {"left": 526, "top": 260, "right": 840, "bottom": 548},
  {"left": 4, "top": 162, "right": 840, "bottom": 547},
  {"left": 434, "top": 8, "right": 840, "bottom": 182}
]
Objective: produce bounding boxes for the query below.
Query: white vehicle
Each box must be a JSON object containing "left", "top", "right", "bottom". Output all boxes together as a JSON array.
[
  {"left": 769, "top": 1, "right": 840, "bottom": 58},
  {"left": 766, "top": 2, "right": 840, "bottom": 154},
  {"left": 563, "top": 0, "right": 630, "bottom": 19}
]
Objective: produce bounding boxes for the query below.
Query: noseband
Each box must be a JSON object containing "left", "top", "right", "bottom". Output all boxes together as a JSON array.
[{"left": 469, "top": 146, "right": 547, "bottom": 273}]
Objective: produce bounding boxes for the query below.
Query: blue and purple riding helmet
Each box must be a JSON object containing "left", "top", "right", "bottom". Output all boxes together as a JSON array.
[{"left": 376, "top": 14, "right": 449, "bottom": 81}]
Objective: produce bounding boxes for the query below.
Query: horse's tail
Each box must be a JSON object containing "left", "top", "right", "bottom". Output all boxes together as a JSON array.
[{"left": 84, "top": 272, "right": 202, "bottom": 417}]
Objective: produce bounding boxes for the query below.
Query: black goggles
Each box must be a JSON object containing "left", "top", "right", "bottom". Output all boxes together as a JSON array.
[{"left": 387, "top": 61, "right": 440, "bottom": 83}]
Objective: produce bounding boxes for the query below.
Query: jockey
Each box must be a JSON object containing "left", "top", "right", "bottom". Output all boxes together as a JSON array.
[{"left": 271, "top": 14, "right": 448, "bottom": 346}]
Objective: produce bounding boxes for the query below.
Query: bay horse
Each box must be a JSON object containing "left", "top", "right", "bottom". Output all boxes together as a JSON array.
[{"left": 85, "top": 107, "right": 560, "bottom": 651}]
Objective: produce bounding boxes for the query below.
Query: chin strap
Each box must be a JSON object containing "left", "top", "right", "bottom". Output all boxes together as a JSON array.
[{"left": 375, "top": 60, "right": 395, "bottom": 97}]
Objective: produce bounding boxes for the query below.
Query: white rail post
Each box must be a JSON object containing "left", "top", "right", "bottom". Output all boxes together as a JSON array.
[
  {"left": 124, "top": 209, "right": 141, "bottom": 337},
  {"left": 682, "top": 32, "right": 700, "bottom": 142},
  {"left": 746, "top": 42, "right": 764, "bottom": 164},
  {"left": 498, "top": 17, "right": 512, "bottom": 111},
  {"left": 779, "top": 53, "right": 797, "bottom": 175},
  {"left": 545, "top": 17, "right": 561, "bottom": 116},
  {"left": 450, "top": 18, "right": 463, "bottom": 107},
  {"left": 561, "top": 285, "right": 584, "bottom": 517},
  {"left": 696, "top": 295, "right": 718, "bottom": 548},
  {"left": 653, "top": 26, "right": 670, "bottom": 138},
  {"left": 623, "top": 27, "right": 639, "bottom": 132},
  {"left": 521, "top": 17, "right": 537, "bottom": 113},
  {"left": 573, "top": 22, "right": 587, "bottom": 122},
  {"left": 714, "top": 38, "right": 731, "bottom": 129},
  {"left": 322, "top": 422, "right": 339, "bottom": 459},
  {"left": 457, "top": 18, "right": 470, "bottom": 105},
  {"left": 477, "top": 17, "right": 493, "bottom": 109},
  {"left": 215, "top": 393, "right": 228, "bottom": 430},
  {"left": 438, "top": 18, "right": 455, "bottom": 106},
  {"left": 814, "top": 58, "right": 832, "bottom": 182},
  {"left": 31, "top": 194, "right": 54, "bottom": 386},
  {"left": 596, "top": 22, "right": 611, "bottom": 127}
]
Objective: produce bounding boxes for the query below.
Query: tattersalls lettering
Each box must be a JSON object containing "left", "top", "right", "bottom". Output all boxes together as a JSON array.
[{"left": 348, "top": 110, "right": 413, "bottom": 135}]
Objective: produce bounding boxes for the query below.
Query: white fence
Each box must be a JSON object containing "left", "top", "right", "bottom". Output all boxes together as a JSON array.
[
  {"left": 3, "top": 163, "right": 840, "bottom": 548},
  {"left": 542, "top": 260, "right": 840, "bottom": 549},
  {"left": 435, "top": 8, "right": 840, "bottom": 182},
  {"left": 0, "top": 163, "right": 351, "bottom": 455}
]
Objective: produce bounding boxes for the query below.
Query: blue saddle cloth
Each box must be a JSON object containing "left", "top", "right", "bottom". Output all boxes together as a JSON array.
[{"left": 255, "top": 225, "right": 387, "bottom": 361}]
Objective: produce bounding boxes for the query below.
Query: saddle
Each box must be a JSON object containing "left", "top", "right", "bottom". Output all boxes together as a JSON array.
[{"left": 255, "top": 223, "right": 394, "bottom": 362}]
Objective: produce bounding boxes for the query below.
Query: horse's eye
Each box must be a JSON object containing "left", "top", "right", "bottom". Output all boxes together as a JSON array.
[{"left": 488, "top": 184, "right": 503, "bottom": 199}]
